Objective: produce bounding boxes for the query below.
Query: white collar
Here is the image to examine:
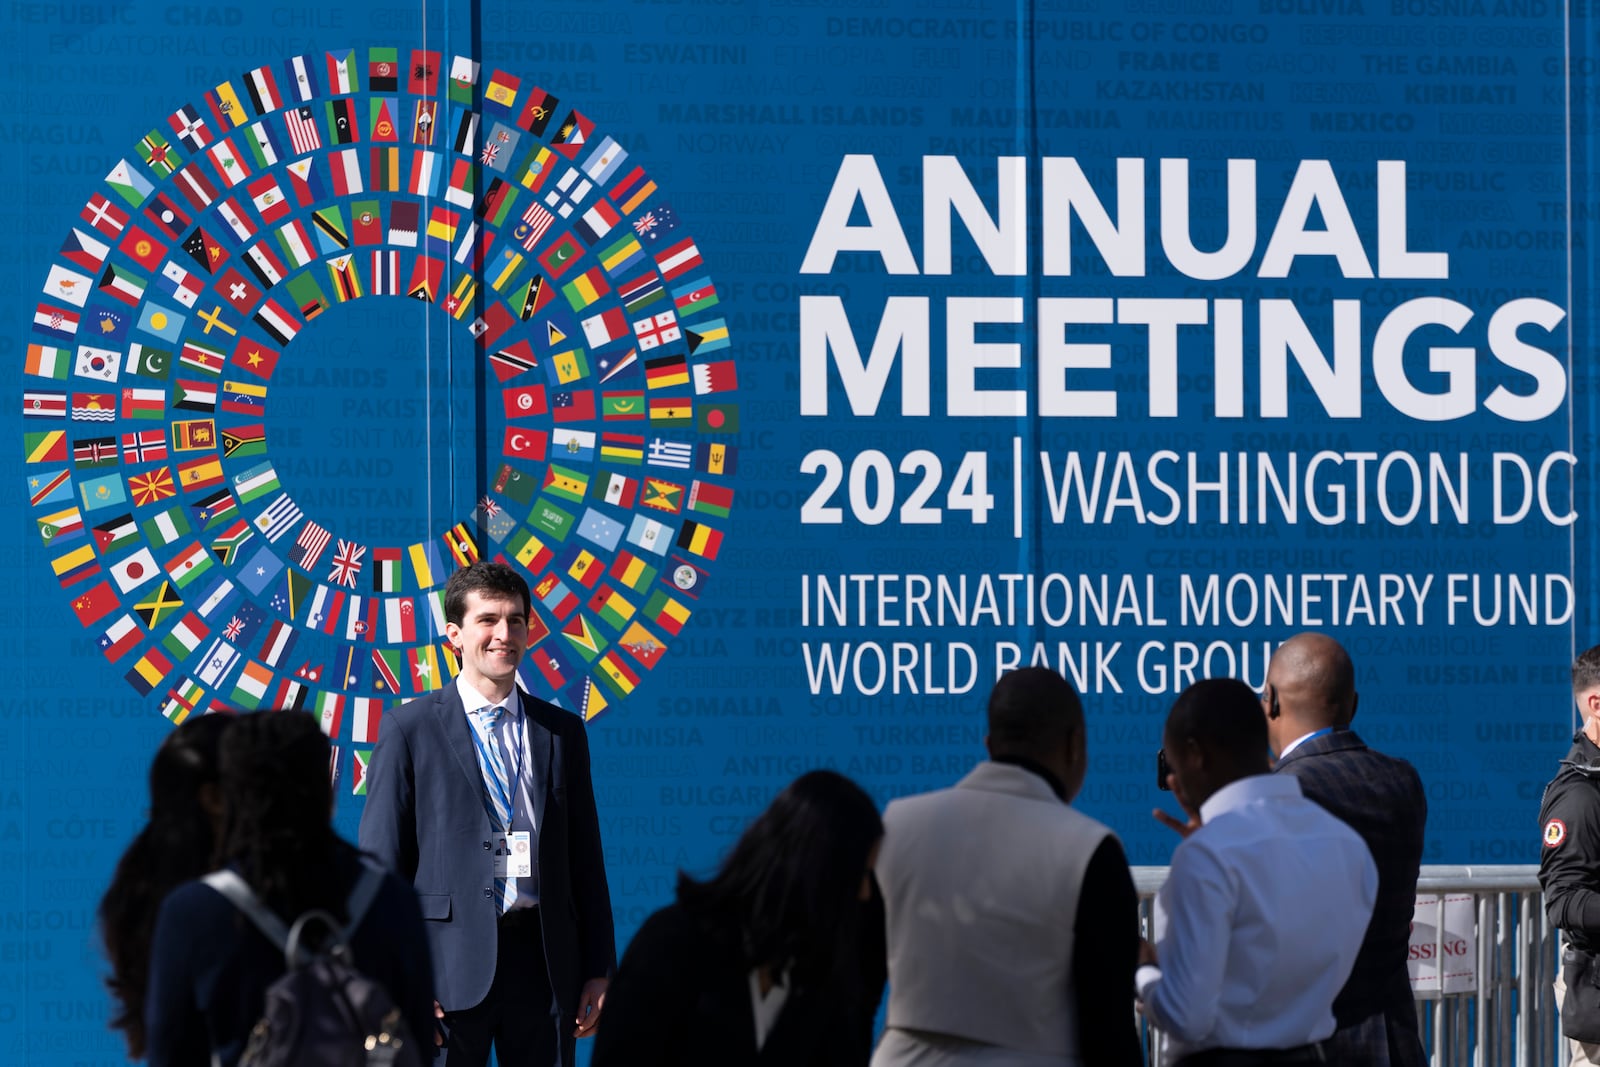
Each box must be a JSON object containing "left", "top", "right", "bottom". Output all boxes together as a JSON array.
[
  {"left": 458, "top": 676, "right": 519, "bottom": 717},
  {"left": 1198, "top": 773, "right": 1303, "bottom": 824},
  {"left": 1276, "top": 729, "right": 1323, "bottom": 760}
]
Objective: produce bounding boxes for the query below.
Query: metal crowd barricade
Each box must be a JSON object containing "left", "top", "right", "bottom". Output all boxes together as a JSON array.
[{"left": 1130, "top": 865, "right": 1557, "bottom": 1067}]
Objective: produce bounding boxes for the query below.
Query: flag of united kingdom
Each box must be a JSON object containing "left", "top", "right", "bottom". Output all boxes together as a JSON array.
[{"left": 328, "top": 538, "right": 365, "bottom": 587}]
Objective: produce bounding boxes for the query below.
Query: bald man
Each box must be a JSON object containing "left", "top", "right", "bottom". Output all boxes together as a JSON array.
[
  {"left": 1265, "top": 633, "right": 1427, "bottom": 1067},
  {"left": 1141, "top": 678, "right": 1376, "bottom": 1065}
]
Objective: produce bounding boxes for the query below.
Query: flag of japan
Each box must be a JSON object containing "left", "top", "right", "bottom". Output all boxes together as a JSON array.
[{"left": 110, "top": 547, "right": 161, "bottom": 592}]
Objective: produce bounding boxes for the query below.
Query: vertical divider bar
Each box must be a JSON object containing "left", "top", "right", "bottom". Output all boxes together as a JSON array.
[{"left": 1476, "top": 892, "right": 1490, "bottom": 1066}]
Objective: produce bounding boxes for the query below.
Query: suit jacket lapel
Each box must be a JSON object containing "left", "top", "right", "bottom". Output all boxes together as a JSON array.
[
  {"left": 436, "top": 683, "right": 490, "bottom": 815},
  {"left": 519, "top": 689, "right": 553, "bottom": 831}
]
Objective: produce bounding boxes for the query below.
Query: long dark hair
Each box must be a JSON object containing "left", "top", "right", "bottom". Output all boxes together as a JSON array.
[
  {"left": 217, "top": 710, "right": 354, "bottom": 922},
  {"left": 100, "top": 713, "right": 234, "bottom": 1058},
  {"left": 676, "top": 770, "right": 882, "bottom": 991}
]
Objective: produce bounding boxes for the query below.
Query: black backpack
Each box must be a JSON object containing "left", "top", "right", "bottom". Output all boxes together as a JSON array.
[{"left": 203, "top": 863, "right": 426, "bottom": 1067}]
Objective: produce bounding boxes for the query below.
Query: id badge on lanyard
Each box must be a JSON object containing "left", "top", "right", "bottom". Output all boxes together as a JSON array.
[
  {"left": 494, "top": 831, "right": 534, "bottom": 878},
  {"left": 492, "top": 715, "right": 532, "bottom": 878},
  {"left": 496, "top": 713, "right": 534, "bottom": 883}
]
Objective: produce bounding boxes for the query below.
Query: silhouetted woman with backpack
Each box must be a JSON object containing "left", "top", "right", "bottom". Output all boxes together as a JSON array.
[{"left": 144, "top": 710, "right": 435, "bottom": 1066}]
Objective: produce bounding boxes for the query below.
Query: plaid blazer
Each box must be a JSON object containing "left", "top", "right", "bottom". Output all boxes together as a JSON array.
[{"left": 1276, "top": 729, "right": 1428, "bottom": 1067}]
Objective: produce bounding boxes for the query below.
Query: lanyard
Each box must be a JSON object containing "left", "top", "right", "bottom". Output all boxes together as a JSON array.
[
  {"left": 474, "top": 703, "right": 525, "bottom": 831},
  {"left": 500, "top": 711, "right": 526, "bottom": 809}
]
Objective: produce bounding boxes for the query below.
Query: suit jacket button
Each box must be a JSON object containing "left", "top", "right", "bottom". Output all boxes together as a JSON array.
[
  {"left": 483, "top": 841, "right": 491, "bottom": 850},
  {"left": 485, "top": 888, "right": 493, "bottom": 898}
]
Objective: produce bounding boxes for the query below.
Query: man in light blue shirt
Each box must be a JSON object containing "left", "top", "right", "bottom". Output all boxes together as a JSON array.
[{"left": 1139, "top": 677, "right": 1378, "bottom": 1067}]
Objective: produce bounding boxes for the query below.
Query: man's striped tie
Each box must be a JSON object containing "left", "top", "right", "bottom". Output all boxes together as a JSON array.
[{"left": 472, "top": 704, "right": 516, "bottom": 912}]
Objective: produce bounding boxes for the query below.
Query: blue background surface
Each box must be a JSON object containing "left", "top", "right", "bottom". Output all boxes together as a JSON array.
[{"left": 2, "top": 0, "right": 1596, "bottom": 1060}]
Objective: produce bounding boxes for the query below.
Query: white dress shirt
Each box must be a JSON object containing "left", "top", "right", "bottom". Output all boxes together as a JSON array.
[
  {"left": 459, "top": 677, "right": 540, "bottom": 908},
  {"left": 1136, "top": 774, "right": 1376, "bottom": 1060}
]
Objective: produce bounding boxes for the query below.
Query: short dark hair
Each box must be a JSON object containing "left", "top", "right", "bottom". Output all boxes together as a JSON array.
[
  {"left": 444, "top": 560, "right": 531, "bottom": 624},
  {"left": 987, "top": 667, "right": 1083, "bottom": 755},
  {"left": 1575, "top": 645, "right": 1600, "bottom": 697},
  {"left": 1167, "top": 677, "right": 1268, "bottom": 762}
]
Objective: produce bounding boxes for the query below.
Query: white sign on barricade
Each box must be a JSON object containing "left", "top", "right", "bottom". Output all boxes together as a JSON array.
[{"left": 1409, "top": 893, "right": 1477, "bottom": 997}]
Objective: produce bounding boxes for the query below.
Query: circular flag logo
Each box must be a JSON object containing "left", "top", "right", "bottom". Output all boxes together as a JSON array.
[
  {"left": 1545, "top": 818, "right": 1567, "bottom": 848},
  {"left": 23, "top": 47, "right": 737, "bottom": 744}
]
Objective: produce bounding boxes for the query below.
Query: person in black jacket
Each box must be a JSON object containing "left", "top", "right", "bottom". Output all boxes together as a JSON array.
[
  {"left": 1540, "top": 643, "right": 1600, "bottom": 1065},
  {"left": 1263, "top": 633, "right": 1428, "bottom": 1067},
  {"left": 592, "top": 770, "right": 885, "bottom": 1067},
  {"left": 144, "top": 710, "right": 436, "bottom": 1067},
  {"left": 99, "top": 713, "right": 234, "bottom": 1060}
]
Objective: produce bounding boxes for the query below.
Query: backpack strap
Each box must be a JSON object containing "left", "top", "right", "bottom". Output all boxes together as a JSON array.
[
  {"left": 202, "top": 860, "right": 387, "bottom": 962},
  {"left": 202, "top": 869, "right": 290, "bottom": 951},
  {"left": 341, "top": 860, "right": 386, "bottom": 940}
]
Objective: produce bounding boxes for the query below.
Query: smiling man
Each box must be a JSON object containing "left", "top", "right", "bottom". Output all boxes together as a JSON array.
[{"left": 361, "top": 560, "right": 615, "bottom": 1067}]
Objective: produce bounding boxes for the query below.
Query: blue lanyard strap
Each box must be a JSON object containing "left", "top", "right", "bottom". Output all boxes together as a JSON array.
[{"left": 469, "top": 705, "right": 523, "bottom": 831}]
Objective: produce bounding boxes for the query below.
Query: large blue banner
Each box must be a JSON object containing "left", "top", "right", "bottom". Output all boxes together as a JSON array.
[{"left": 2, "top": 0, "right": 1594, "bottom": 1059}]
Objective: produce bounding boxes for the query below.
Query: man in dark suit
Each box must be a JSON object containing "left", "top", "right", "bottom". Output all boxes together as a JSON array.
[
  {"left": 1266, "top": 632, "right": 1427, "bottom": 1067},
  {"left": 360, "top": 560, "right": 615, "bottom": 1067}
]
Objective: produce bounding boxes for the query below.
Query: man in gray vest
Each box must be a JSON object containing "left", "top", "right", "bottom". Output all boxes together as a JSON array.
[{"left": 871, "top": 666, "right": 1141, "bottom": 1067}]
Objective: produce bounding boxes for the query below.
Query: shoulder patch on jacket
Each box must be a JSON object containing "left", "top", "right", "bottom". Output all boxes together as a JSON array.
[{"left": 1546, "top": 818, "right": 1568, "bottom": 848}]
